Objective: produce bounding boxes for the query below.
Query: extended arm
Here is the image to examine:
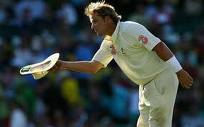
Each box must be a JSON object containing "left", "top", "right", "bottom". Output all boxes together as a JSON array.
[
  {"left": 153, "top": 42, "right": 193, "bottom": 88},
  {"left": 52, "top": 60, "right": 104, "bottom": 74}
]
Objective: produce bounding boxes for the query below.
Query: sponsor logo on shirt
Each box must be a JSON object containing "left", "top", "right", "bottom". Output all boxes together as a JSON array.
[{"left": 138, "top": 35, "right": 148, "bottom": 44}]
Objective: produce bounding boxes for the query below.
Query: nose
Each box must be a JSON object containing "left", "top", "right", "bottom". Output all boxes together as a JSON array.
[{"left": 91, "top": 24, "right": 97, "bottom": 32}]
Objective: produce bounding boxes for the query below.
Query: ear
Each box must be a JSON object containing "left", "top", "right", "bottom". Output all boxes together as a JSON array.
[{"left": 104, "top": 16, "right": 112, "bottom": 23}]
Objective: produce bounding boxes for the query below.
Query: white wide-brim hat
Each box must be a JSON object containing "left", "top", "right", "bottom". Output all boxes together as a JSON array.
[{"left": 20, "top": 53, "right": 60, "bottom": 79}]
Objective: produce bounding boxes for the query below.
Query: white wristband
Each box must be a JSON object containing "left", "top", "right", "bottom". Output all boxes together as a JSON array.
[{"left": 166, "top": 56, "right": 182, "bottom": 73}]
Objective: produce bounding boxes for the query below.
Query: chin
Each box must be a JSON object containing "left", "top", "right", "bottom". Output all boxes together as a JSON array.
[{"left": 96, "top": 32, "right": 103, "bottom": 36}]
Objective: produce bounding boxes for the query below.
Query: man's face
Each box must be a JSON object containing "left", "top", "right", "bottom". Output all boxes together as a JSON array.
[{"left": 89, "top": 12, "right": 109, "bottom": 36}]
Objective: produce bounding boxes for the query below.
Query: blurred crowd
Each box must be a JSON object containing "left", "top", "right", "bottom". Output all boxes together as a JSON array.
[{"left": 0, "top": 0, "right": 204, "bottom": 127}]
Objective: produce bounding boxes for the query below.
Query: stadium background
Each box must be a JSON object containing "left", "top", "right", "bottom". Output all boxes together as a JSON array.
[{"left": 0, "top": 0, "right": 204, "bottom": 126}]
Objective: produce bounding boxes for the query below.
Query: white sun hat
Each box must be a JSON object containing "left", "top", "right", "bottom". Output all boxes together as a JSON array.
[{"left": 20, "top": 53, "right": 60, "bottom": 79}]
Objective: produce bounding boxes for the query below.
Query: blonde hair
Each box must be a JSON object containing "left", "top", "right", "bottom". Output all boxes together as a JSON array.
[{"left": 85, "top": 1, "right": 121, "bottom": 24}]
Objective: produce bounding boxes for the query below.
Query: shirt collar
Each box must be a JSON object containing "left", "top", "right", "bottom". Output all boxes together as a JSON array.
[{"left": 111, "top": 21, "right": 120, "bottom": 43}]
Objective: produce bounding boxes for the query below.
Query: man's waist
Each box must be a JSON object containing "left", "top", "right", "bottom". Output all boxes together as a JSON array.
[{"left": 133, "top": 67, "right": 169, "bottom": 86}]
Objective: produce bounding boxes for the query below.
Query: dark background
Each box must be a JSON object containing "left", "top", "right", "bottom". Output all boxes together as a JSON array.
[{"left": 0, "top": 0, "right": 204, "bottom": 127}]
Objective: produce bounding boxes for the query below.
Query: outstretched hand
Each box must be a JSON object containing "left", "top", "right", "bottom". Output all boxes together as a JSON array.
[
  {"left": 50, "top": 60, "right": 64, "bottom": 72},
  {"left": 177, "top": 69, "right": 193, "bottom": 89}
]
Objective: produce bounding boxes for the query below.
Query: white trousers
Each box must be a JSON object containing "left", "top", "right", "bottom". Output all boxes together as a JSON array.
[{"left": 137, "top": 68, "right": 178, "bottom": 127}]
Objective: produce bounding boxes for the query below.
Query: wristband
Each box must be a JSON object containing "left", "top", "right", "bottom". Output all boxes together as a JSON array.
[{"left": 166, "top": 56, "right": 182, "bottom": 73}]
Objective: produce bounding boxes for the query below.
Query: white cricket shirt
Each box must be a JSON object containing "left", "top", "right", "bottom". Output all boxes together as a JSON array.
[{"left": 92, "top": 21, "right": 168, "bottom": 85}]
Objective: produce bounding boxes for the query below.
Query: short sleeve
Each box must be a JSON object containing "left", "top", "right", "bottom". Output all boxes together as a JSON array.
[
  {"left": 92, "top": 40, "right": 113, "bottom": 68},
  {"left": 125, "top": 22, "right": 161, "bottom": 50}
]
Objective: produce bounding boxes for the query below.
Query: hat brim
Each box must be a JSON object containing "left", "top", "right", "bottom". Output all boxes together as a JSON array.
[{"left": 20, "top": 53, "right": 59, "bottom": 79}]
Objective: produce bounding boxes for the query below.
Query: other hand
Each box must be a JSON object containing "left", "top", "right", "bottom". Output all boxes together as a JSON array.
[{"left": 177, "top": 69, "right": 193, "bottom": 89}]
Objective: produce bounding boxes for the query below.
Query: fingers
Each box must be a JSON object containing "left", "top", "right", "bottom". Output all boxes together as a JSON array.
[
  {"left": 50, "top": 62, "right": 61, "bottom": 72},
  {"left": 177, "top": 69, "right": 194, "bottom": 89},
  {"left": 182, "top": 81, "right": 192, "bottom": 89},
  {"left": 181, "top": 83, "right": 191, "bottom": 89},
  {"left": 187, "top": 74, "right": 193, "bottom": 88},
  {"left": 180, "top": 75, "right": 193, "bottom": 89},
  {"left": 49, "top": 65, "right": 57, "bottom": 72}
]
